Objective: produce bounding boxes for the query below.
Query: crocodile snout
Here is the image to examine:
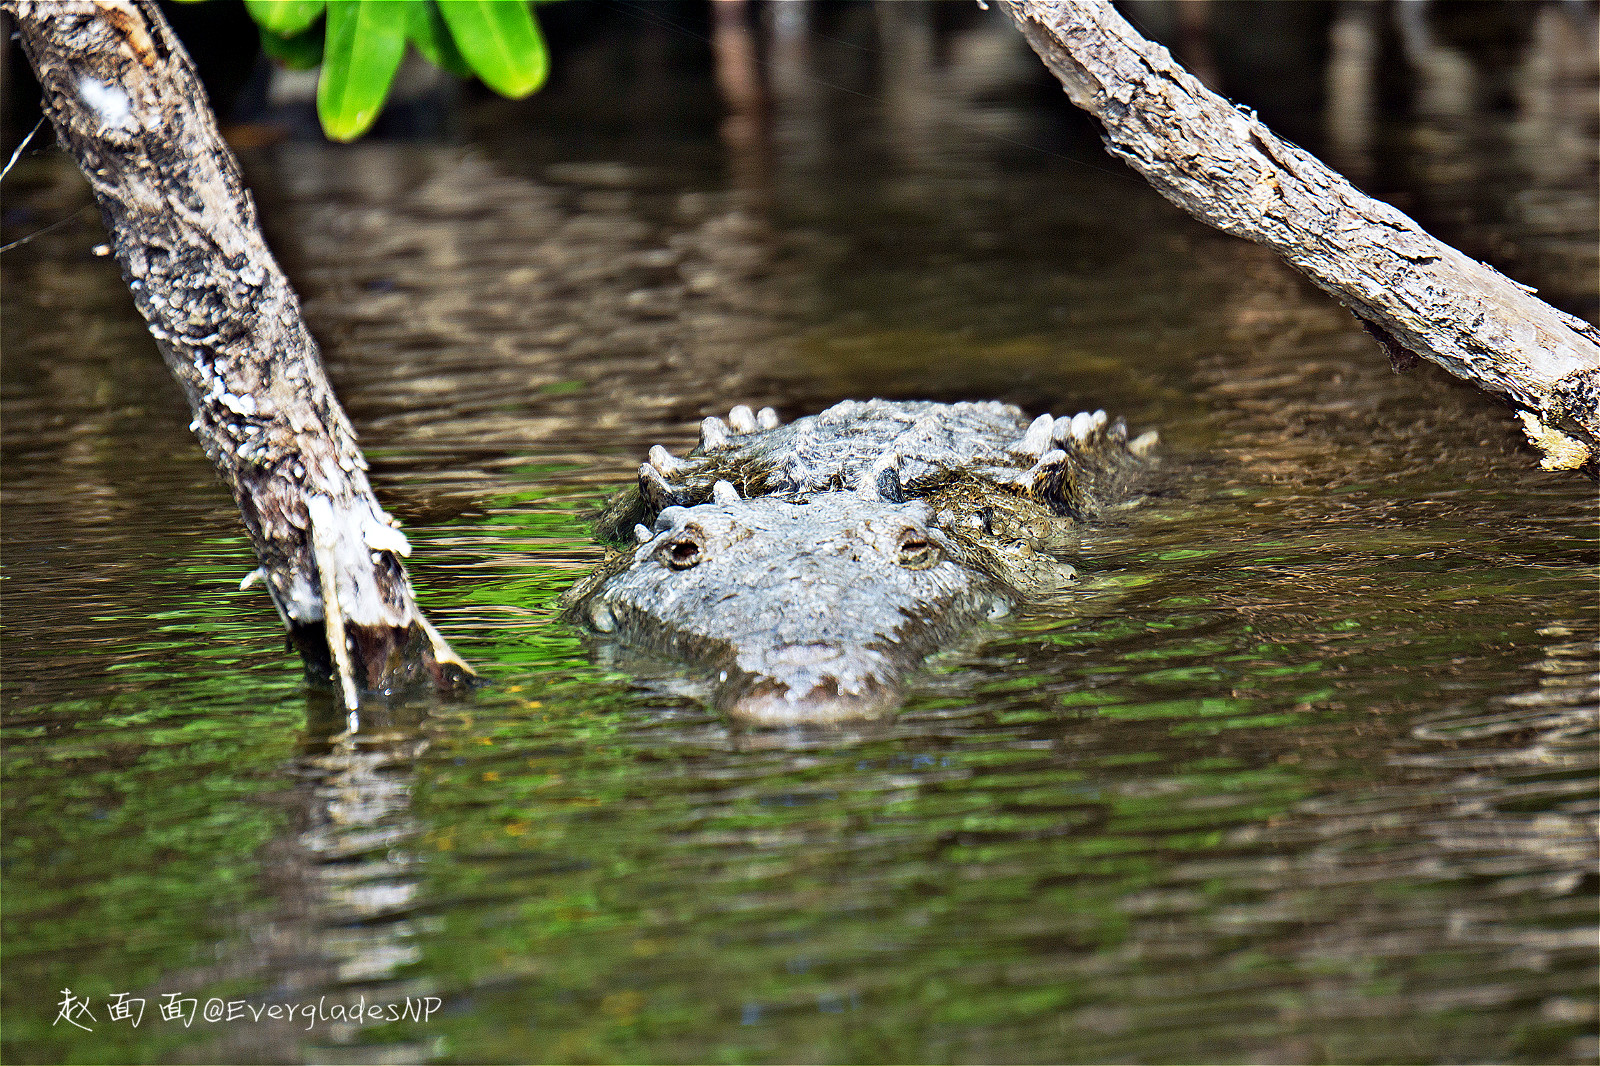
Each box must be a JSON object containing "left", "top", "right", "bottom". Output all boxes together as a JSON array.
[
  {"left": 720, "top": 654, "right": 901, "bottom": 726},
  {"left": 720, "top": 641, "right": 903, "bottom": 725}
]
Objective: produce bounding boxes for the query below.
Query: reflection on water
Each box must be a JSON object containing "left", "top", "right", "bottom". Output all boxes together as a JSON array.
[{"left": 3, "top": 3, "right": 1596, "bottom": 1063}]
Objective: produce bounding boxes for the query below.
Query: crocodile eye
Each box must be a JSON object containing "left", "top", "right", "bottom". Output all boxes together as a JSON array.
[
  {"left": 896, "top": 531, "right": 939, "bottom": 570},
  {"left": 660, "top": 532, "right": 704, "bottom": 570}
]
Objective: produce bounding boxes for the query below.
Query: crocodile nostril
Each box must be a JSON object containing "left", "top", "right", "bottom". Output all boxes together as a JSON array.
[
  {"left": 661, "top": 534, "right": 704, "bottom": 570},
  {"left": 896, "top": 532, "right": 939, "bottom": 570}
]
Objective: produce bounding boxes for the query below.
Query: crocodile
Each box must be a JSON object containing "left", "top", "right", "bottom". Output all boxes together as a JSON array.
[{"left": 563, "top": 400, "right": 1157, "bottom": 725}]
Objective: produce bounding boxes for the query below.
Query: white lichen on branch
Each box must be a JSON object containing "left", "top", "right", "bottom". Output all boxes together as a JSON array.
[{"left": 1518, "top": 412, "right": 1592, "bottom": 472}]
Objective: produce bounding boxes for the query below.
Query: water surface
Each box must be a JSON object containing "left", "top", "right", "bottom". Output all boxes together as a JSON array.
[{"left": 3, "top": 5, "right": 1596, "bottom": 1062}]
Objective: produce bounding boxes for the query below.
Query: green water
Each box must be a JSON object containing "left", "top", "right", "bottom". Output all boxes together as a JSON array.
[{"left": 3, "top": 6, "right": 1596, "bottom": 1063}]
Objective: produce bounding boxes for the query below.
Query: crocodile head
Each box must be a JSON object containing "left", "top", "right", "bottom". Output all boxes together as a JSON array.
[{"left": 566, "top": 487, "right": 1015, "bottom": 726}]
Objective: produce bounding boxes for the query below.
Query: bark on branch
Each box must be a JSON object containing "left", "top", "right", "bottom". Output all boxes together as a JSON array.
[
  {"left": 999, "top": 0, "right": 1600, "bottom": 471},
  {"left": 7, "top": 0, "right": 471, "bottom": 703}
]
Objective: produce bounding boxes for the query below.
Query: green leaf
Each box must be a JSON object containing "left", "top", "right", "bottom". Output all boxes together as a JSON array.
[
  {"left": 409, "top": 2, "right": 472, "bottom": 80},
  {"left": 317, "top": 0, "right": 408, "bottom": 142},
  {"left": 436, "top": 0, "right": 549, "bottom": 98},
  {"left": 244, "top": 0, "right": 325, "bottom": 37},
  {"left": 258, "top": 25, "right": 324, "bottom": 70}
]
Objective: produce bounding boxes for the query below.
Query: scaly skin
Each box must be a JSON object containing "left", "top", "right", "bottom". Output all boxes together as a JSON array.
[
  {"left": 566, "top": 400, "right": 1157, "bottom": 725},
  {"left": 596, "top": 399, "right": 1158, "bottom": 540},
  {"left": 567, "top": 493, "right": 1013, "bottom": 724}
]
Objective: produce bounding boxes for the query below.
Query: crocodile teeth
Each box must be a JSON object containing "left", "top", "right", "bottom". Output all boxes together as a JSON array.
[
  {"left": 633, "top": 524, "right": 654, "bottom": 544},
  {"left": 699, "top": 416, "right": 730, "bottom": 452},
  {"left": 1129, "top": 430, "right": 1160, "bottom": 457},
  {"left": 757, "top": 407, "right": 781, "bottom": 430},
  {"left": 712, "top": 479, "right": 741, "bottom": 505},
  {"left": 639, "top": 464, "right": 682, "bottom": 509},
  {"left": 648, "top": 444, "right": 685, "bottom": 477},
  {"left": 728, "top": 405, "right": 757, "bottom": 434},
  {"left": 1013, "top": 413, "right": 1054, "bottom": 458}
]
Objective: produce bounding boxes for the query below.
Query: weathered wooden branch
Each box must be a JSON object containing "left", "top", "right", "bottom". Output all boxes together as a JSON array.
[
  {"left": 7, "top": 0, "right": 471, "bottom": 703},
  {"left": 999, "top": 0, "right": 1600, "bottom": 471}
]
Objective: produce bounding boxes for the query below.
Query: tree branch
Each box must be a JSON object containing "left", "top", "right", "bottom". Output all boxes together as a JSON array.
[
  {"left": 6, "top": 0, "right": 471, "bottom": 702},
  {"left": 999, "top": 0, "right": 1600, "bottom": 471}
]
